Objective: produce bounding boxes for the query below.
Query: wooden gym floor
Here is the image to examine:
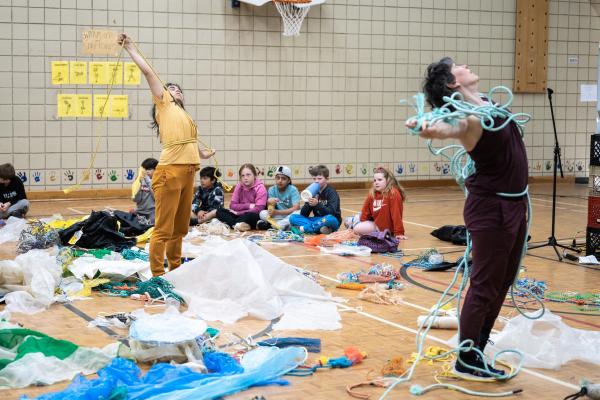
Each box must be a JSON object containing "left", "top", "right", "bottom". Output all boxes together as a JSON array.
[{"left": 3, "top": 181, "right": 599, "bottom": 400}]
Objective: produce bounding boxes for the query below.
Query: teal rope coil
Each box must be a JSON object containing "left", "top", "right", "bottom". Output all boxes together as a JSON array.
[{"left": 378, "top": 86, "right": 543, "bottom": 399}]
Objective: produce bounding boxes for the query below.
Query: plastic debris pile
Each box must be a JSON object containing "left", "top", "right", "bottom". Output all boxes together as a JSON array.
[
  {"left": 16, "top": 220, "right": 61, "bottom": 254},
  {"left": 336, "top": 263, "right": 404, "bottom": 304},
  {"left": 403, "top": 248, "right": 443, "bottom": 269},
  {"left": 247, "top": 229, "right": 304, "bottom": 243}
]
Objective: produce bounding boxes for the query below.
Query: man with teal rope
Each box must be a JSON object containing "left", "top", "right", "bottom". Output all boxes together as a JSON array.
[{"left": 408, "top": 57, "right": 529, "bottom": 379}]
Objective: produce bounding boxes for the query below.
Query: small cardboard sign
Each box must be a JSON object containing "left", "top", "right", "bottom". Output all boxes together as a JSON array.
[{"left": 81, "top": 29, "right": 119, "bottom": 56}]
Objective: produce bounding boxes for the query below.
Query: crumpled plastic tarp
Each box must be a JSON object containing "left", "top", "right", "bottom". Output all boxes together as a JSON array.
[
  {"left": 26, "top": 346, "right": 306, "bottom": 400},
  {"left": 0, "top": 320, "right": 122, "bottom": 389},
  {"left": 0, "top": 216, "right": 27, "bottom": 244},
  {"left": 129, "top": 307, "right": 207, "bottom": 344},
  {"left": 128, "top": 307, "right": 207, "bottom": 365},
  {"left": 166, "top": 237, "right": 342, "bottom": 329},
  {"left": 486, "top": 310, "right": 600, "bottom": 369},
  {"left": 0, "top": 249, "right": 62, "bottom": 314},
  {"left": 68, "top": 256, "right": 151, "bottom": 281}
]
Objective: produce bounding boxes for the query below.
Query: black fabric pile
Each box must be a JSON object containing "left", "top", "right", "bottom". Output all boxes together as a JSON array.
[
  {"left": 59, "top": 210, "right": 151, "bottom": 251},
  {"left": 430, "top": 225, "right": 468, "bottom": 245}
]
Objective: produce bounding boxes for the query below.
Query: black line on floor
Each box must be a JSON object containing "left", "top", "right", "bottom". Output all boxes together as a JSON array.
[{"left": 62, "top": 302, "right": 129, "bottom": 346}]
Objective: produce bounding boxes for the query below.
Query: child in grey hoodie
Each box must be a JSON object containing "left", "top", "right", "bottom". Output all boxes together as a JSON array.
[{"left": 132, "top": 158, "right": 158, "bottom": 225}]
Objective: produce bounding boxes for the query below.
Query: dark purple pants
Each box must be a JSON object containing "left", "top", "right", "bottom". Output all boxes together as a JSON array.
[{"left": 460, "top": 195, "right": 527, "bottom": 347}]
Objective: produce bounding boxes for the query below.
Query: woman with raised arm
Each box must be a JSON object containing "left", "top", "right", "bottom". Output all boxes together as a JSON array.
[{"left": 119, "top": 33, "right": 214, "bottom": 276}]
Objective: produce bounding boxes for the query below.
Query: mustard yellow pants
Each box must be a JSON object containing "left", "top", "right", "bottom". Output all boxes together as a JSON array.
[{"left": 150, "top": 164, "right": 197, "bottom": 276}]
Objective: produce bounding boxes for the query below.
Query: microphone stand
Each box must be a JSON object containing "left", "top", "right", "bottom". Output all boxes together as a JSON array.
[{"left": 528, "top": 88, "right": 579, "bottom": 261}]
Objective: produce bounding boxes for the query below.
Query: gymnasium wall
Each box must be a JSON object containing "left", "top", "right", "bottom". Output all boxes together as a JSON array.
[{"left": 0, "top": 0, "right": 598, "bottom": 192}]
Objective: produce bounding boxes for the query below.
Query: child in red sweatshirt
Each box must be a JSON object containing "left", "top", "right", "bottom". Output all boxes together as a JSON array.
[{"left": 353, "top": 166, "right": 407, "bottom": 240}]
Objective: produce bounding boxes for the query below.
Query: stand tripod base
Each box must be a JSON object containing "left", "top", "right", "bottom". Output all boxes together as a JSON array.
[{"left": 528, "top": 236, "right": 580, "bottom": 261}]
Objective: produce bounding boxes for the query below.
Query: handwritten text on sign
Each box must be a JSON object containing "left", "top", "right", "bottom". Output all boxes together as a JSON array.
[{"left": 82, "top": 30, "right": 119, "bottom": 56}]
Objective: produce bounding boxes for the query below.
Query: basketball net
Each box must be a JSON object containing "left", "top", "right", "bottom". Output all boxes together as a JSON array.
[{"left": 274, "top": 0, "right": 312, "bottom": 36}]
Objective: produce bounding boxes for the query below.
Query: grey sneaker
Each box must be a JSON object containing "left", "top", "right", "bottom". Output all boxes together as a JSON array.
[
  {"left": 234, "top": 222, "right": 251, "bottom": 232},
  {"left": 319, "top": 226, "right": 332, "bottom": 234}
]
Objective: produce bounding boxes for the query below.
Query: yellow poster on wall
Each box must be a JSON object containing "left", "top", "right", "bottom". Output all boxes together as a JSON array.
[
  {"left": 57, "top": 94, "right": 76, "bottom": 117},
  {"left": 89, "top": 62, "right": 108, "bottom": 85},
  {"left": 93, "top": 94, "right": 110, "bottom": 118},
  {"left": 51, "top": 61, "right": 69, "bottom": 85},
  {"left": 76, "top": 94, "right": 92, "bottom": 117},
  {"left": 107, "top": 62, "right": 123, "bottom": 85},
  {"left": 69, "top": 61, "right": 87, "bottom": 84},
  {"left": 110, "top": 95, "right": 128, "bottom": 118},
  {"left": 124, "top": 62, "right": 141, "bottom": 85}
]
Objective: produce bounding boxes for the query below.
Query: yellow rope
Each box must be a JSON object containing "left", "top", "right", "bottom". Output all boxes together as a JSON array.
[
  {"left": 434, "top": 360, "right": 515, "bottom": 384},
  {"left": 65, "top": 38, "right": 232, "bottom": 193},
  {"left": 63, "top": 42, "right": 125, "bottom": 194}
]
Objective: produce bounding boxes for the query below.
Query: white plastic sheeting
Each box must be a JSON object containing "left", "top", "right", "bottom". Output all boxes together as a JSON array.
[
  {"left": 68, "top": 256, "right": 151, "bottom": 281},
  {"left": 487, "top": 310, "right": 600, "bottom": 369},
  {"left": 0, "top": 217, "right": 27, "bottom": 244},
  {"left": 166, "top": 237, "right": 342, "bottom": 329},
  {"left": 0, "top": 249, "right": 62, "bottom": 314},
  {"left": 130, "top": 307, "right": 207, "bottom": 344}
]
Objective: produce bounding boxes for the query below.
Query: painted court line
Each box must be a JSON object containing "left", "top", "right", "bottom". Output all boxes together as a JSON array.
[
  {"left": 280, "top": 254, "right": 330, "bottom": 259},
  {"left": 313, "top": 270, "right": 579, "bottom": 391},
  {"left": 342, "top": 207, "right": 437, "bottom": 229},
  {"left": 336, "top": 303, "right": 578, "bottom": 391},
  {"left": 529, "top": 196, "right": 587, "bottom": 208},
  {"left": 67, "top": 207, "right": 86, "bottom": 215}
]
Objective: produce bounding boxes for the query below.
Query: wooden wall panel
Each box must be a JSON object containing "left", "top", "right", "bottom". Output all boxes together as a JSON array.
[{"left": 513, "top": 0, "right": 549, "bottom": 93}]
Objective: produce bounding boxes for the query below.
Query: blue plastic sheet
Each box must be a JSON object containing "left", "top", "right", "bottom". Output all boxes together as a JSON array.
[
  {"left": 203, "top": 352, "right": 243, "bottom": 374},
  {"left": 257, "top": 337, "right": 321, "bottom": 353},
  {"left": 24, "top": 346, "right": 306, "bottom": 400}
]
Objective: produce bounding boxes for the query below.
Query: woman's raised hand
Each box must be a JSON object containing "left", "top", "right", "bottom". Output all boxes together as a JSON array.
[{"left": 117, "top": 33, "right": 131, "bottom": 46}]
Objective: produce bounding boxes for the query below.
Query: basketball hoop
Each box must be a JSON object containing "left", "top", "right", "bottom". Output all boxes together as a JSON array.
[
  {"left": 235, "top": 0, "right": 325, "bottom": 37},
  {"left": 274, "top": 0, "right": 312, "bottom": 36}
]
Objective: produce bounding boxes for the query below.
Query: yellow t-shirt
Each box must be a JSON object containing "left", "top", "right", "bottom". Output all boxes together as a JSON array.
[{"left": 153, "top": 89, "right": 201, "bottom": 165}]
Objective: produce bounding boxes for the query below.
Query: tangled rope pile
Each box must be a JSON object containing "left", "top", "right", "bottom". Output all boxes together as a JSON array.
[
  {"left": 99, "top": 277, "right": 184, "bottom": 304},
  {"left": 406, "top": 87, "right": 530, "bottom": 190},
  {"left": 16, "top": 220, "right": 61, "bottom": 254},
  {"left": 247, "top": 229, "right": 304, "bottom": 243}
]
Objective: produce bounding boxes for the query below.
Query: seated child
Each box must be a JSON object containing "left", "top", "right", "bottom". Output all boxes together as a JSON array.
[
  {"left": 190, "top": 166, "right": 224, "bottom": 225},
  {"left": 289, "top": 164, "right": 341, "bottom": 234},
  {"left": 0, "top": 163, "right": 29, "bottom": 219},
  {"left": 131, "top": 158, "right": 158, "bottom": 225},
  {"left": 258, "top": 165, "right": 300, "bottom": 230},
  {"left": 349, "top": 166, "right": 407, "bottom": 240},
  {"left": 216, "top": 163, "right": 267, "bottom": 231}
]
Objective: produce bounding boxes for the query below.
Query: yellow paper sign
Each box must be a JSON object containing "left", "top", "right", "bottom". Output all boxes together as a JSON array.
[
  {"left": 124, "top": 62, "right": 141, "bottom": 85},
  {"left": 76, "top": 94, "right": 92, "bottom": 117},
  {"left": 107, "top": 62, "right": 123, "bottom": 85},
  {"left": 89, "top": 62, "right": 108, "bottom": 85},
  {"left": 93, "top": 95, "right": 110, "bottom": 118},
  {"left": 57, "top": 94, "right": 76, "bottom": 117},
  {"left": 110, "top": 95, "right": 128, "bottom": 118},
  {"left": 51, "top": 61, "right": 69, "bottom": 85},
  {"left": 69, "top": 61, "right": 87, "bottom": 84},
  {"left": 81, "top": 29, "right": 119, "bottom": 56}
]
